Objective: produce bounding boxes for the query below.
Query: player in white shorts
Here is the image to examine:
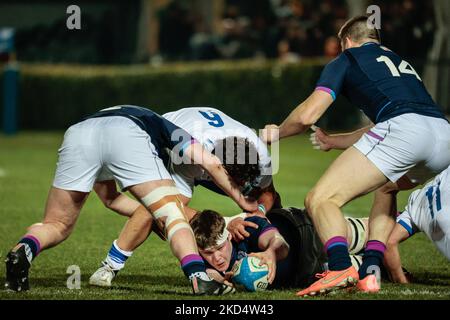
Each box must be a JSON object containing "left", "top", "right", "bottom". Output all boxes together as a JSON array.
[
  {"left": 263, "top": 15, "right": 450, "bottom": 295},
  {"left": 89, "top": 107, "right": 281, "bottom": 287},
  {"left": 384, "top": 166, "right": 450, "bottom": 283},
  {"left": 4, "top": 105, "right": 257, "bottom": 295}
]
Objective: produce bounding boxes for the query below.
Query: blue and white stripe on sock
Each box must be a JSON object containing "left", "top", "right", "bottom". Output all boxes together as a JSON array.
[{"left": 105, "top": 240, "right": 133, "bottom": 271}]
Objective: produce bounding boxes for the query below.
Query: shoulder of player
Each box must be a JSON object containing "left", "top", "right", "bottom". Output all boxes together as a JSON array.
[{"left": 323, "top": 51, "right": 352, "bottom": 70}]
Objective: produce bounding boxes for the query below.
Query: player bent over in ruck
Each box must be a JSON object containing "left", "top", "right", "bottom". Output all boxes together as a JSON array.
[
  {"left": 88, "top": 107, "right": 280, "bottom": 287},
  {"left": 4, "top": 105, "right": 257, "bottom": 295},
  {"left": 384, "top": 165, "right": 450, "bottom": 283}
]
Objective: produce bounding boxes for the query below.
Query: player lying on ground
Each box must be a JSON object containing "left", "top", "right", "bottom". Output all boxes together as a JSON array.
[
  {"left": 190, "top": 207, "right": 370, "bottom": 290},
  {"left": 263, "top": 15, "right": 450, "bottom": 295},
  {"left": 4, "top": 105, "right": 257, "bottom": 295},
  {"left": 384, "top": 166, "right": 450, "bottom": 283},
  {"left": 88, "top": 107, "right": 281, "bottom": 287}
]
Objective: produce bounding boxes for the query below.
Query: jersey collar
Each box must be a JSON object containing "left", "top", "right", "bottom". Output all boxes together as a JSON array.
[{"left": 362, "top": 42, "right": 379, "bottom": 46}]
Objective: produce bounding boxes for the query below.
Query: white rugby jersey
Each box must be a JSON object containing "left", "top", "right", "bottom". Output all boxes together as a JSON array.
[
  {"left": 397, "top": 167, "right": 450, "bottom": 260},
  {"left": 163, "top": 107, "right": 272, "bottom": 198}
]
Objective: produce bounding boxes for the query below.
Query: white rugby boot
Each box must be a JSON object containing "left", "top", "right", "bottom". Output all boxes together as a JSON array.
[{"left": 89, "top": 262, "right": 118, "bottom": 287}]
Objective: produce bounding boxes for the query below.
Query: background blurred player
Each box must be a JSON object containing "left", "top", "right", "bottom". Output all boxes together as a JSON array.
[{"left": 263, "top": 15, "right": 450, "bottom": 295}]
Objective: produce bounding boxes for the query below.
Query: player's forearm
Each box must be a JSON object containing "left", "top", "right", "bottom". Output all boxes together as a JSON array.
[
  {"left": 191, "top": 144, "right": 256, "bottom": 211},
  {"left": 384, "top": 243, "right": 408, "bottom": 283},
  {"left": 327, "top": 125, "right": 373, "bottom": 150},
  {"left": 255, "top": 189, "right": 277, "bottom": 214},
  {"left": 279, "top": 91, "right": 333, "bottom": 139},
  {"left": 267, "top": 235, "right": 289, "bottom": 261},
  {"left": 278, "top": 103, "right": 312, "bottom": 139}
]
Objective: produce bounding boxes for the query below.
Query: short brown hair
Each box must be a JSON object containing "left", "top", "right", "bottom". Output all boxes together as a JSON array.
[
  {"left": 338, "top": 15, "right": 381, "bottom": 44},
  {"left": 190, "top": 210, "right": 226, "bottom": 249},
  {"left": 214, "top": 136, "right": 260, "bottom": 184}
]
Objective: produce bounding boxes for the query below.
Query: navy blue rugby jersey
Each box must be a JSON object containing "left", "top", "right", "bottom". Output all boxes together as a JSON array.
[
  {"left": 316, "top": 42, "right": 446, "bottom": 123},
  {"left": 85, "top": 105, "right": 196, "bottom": 161}
]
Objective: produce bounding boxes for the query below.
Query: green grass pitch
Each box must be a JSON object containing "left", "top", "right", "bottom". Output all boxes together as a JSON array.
[{"left": 0, "top": 132, "right": 449, "bottom": 300}]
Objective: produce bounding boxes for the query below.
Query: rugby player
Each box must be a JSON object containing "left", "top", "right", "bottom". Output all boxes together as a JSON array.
[
  {"left": 190, "top": 208, "right": 369, "bottom": 290},
  {"left": 4, "top": 105, "right": 257, "bottom": 295},
  {"left": 384, "top": 166, "right": 450, "bottom": 283},
  {"left": 263, "top": 15, "right": 450, "bottom": 295},
  {"left": 88, "top": 107, "right": 280, "bottom": 287}
]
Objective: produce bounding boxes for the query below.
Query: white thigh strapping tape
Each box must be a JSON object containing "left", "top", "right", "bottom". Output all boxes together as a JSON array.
[
  {"left": 167, "top": 222, "right": 193, "bottom": 242},
  {"left": 141, "top": 186, "right": 180, "bottom": 207}
]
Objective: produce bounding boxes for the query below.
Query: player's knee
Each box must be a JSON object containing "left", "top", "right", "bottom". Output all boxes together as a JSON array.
[
  {"left": 141, "top": 186, "right": 192, "bottom": 242},
  {"left": 305, "top": 189, "right": 325, "bottom": 214},
  {"left": 305, "top": 189, "right": 342, "bottom": 215}
]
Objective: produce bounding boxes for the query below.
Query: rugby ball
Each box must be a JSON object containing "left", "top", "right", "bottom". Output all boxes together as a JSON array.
[{"left": 231, "top": 256, "right": 269, "bottom": 292}]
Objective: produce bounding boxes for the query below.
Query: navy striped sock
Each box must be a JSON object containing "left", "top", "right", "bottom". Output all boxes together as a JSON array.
[
  {"left": 325, "top": 236, "right": 352, "bottom": 271},
  {"left": 359, "top": 240, "right": 386, "bottom": 279},
  {"left": 18, "top": 235, "right": 41, "bottom": 263},
  {"left": 180, "top": 254, "right": 208, "bottom": 280}
]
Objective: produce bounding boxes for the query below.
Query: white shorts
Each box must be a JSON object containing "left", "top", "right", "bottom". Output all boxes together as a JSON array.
[
  {"left": 354, "top": 114, "right": 450, "bottom": 183},
  {"left": 397, "top": 168, "right": 450, "bottom": 260},
  {"left": 53, "top": 116, "right": 171, "bottom": 192}
]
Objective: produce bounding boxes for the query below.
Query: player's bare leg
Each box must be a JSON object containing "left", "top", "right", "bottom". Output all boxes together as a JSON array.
[
  {"left": 297, "top": 147, "right": 388, "bottom": 296},
  {"left": 89, "top": 180, "right": 155, "bottom": 286},
  {"left": 94, "top": 180, "right": 154, "bottom": 250},
  {"left": 5, "top": 187, "right": 89, "bottom": 291},
  {"left": 357, "top": 176, "right": 417, "bottom": 289},
  {"left": 128, "top": 180, "right": 234, "bottom": 295},
  {"left": 90, "top": 181, "right": 197, "bottom": 287}
]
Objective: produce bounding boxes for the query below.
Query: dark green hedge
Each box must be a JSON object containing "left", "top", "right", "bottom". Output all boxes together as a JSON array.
[{"left": 10, "top": 60, "right": 360, "bottom": 131}]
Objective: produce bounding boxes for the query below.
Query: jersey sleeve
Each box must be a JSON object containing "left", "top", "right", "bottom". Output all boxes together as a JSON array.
[
  {"left": 315, "top": 53, "right": 351, "bottom": 101},
  {"left": 396, "top": 210, "right": 419, "bottom": 237},
  {"left": 244, "top": 216, "right": 278, "bottom": 251}
]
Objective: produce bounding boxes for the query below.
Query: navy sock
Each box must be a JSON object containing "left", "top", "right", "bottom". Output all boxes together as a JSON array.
[
  {"left": 180, "top": 254, "right": 208, "bottom": 280},
  {"left": 18, "top": 235, "right": 41, "bottom": 263},
  {"left": 325, "top": 236, "right": 352, "bottom": 271},
  {"left": 359, "top": 240, "right": 386, "bottom": 279}
]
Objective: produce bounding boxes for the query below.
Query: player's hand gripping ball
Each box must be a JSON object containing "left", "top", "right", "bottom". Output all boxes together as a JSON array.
[{"left": 231, "top": 256, "right": 269, "bottom": 292}]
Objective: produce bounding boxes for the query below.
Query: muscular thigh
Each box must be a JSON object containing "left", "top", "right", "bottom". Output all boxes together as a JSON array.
[
  {"left": 43, "top": 187, "right": 89, "bottom": 226},
  {"left": 311, "top": 147, "right": 388, "bottom": 207}
]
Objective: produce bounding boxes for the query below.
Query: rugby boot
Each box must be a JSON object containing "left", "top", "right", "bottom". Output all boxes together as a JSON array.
[
  {"left": 296, "top": 266, "right": 359, "bottom": 297},
  {"left": 89, "top": 261, "right": 119, "bottom": 287},
  {"left": 356, "top": 274, "right": 380, "bottom": 293},
  {"left": 191, "top": 277, "right": 236, "bottom": 296},
  {"left": 5, "top": 244, "right": 31, "bottom": 292}
]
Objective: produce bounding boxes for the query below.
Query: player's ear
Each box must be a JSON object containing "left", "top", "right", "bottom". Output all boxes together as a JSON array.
[{"left": 343, "top": 37, "right": 352, "bottom": 50}]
